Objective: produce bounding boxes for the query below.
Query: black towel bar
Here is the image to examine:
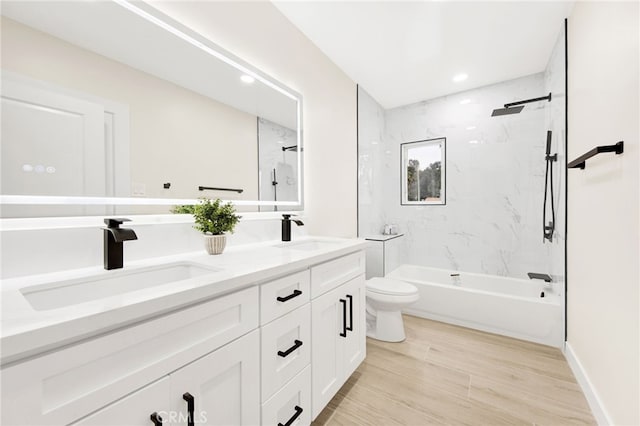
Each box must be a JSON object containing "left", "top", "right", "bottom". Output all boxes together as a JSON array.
[
  {"left": 198, "top": 186, "right": 243, "bottom": 193},
  {"left": 568, "top": 141, "right": 624, "bottom": 169}
]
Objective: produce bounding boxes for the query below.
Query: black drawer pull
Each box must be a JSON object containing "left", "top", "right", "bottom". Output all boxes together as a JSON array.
[
  {"left": 150, "top": 412, "right": 163, "bottom": 426},
  {"left": 339, "top": 298, "right": 347, "bottom": 337},
  {"left": 346, "top": 294, "right": 353, "bottom": 332},
  {"left": 183, "top": 392, "right": 194, "bottom": 426},
  {"left": 278, "top": 405, "right": 303, "bottom": 426},
  {"left": 277, "top": 289, "right": 302, "bottom": 302},
  {"left": 278, "top": 339, "right": 303, "bottom": 358}
]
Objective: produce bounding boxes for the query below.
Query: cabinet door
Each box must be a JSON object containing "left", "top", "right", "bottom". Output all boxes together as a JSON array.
[
  {"left": 168, "top": 330, "right": 260, "bottom": 426},
  {"left": 310, "top": 285, "right": 345, "bottom": 420},
  {"left": 342, "top": 275, "right": 366, "bottom": 379},
  {"left": 71, "top": 378, "right": 170, "bottom": 426}
]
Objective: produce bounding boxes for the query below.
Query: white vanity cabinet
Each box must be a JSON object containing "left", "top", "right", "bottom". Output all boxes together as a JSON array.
[
  {"left": 72, "top": 330, "right": 260, "bottom": 426},
  {"left": 0, "top": 287, "right": 259, "bottom": 426},
  {"left": 1, "top": 244, "right": 367, "bottom": 426},
  {"left": 310, "top": 253, "right": 366, "bottom": 420},
  {"left": 167, "top": 330, "right": 260, "bottom": 426}
]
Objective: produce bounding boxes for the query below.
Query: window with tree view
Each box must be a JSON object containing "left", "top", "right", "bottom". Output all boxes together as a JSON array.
[{"left": 401, "top": 138, "right": 445, "bottom": 205}]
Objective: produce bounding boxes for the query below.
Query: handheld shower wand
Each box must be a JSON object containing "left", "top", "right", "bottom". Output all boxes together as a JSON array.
[{"left": 543, "top": 130, "right": 557, "bottom": 242}]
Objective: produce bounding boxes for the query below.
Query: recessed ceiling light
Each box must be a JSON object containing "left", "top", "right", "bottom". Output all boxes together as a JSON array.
[
  {"left": 240, "top": 75, "right": 255, "bottom": 84},
  {"left": 468, "top": 140, "right": 479, "bottom": 144},
  {"left": 466, "top": 125, "right": 477, "bottom": 130},
  {"left": 453, "top": 73, "right": 468, "bottom": 83},
  {"left": 460, "top": 99, "right": 471, "bottom": 105}
]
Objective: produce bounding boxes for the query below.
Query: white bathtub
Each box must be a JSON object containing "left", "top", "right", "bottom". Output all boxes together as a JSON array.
[{"left": 386, "top": 264, "right": 564, "bottom": 347}]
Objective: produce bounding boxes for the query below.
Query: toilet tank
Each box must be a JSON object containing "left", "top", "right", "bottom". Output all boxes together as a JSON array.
[{"left": 364, "top": 234, "right": 404, "bottom": 279}]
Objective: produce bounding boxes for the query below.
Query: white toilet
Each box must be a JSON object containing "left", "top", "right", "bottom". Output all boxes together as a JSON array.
[{"left": 366, "top": 277, "right": 419, "bottom": 342}]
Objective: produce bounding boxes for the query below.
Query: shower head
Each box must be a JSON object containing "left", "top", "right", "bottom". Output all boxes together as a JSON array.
[
  {"left": 491, "top": 105, "right": 525, "bottom": 116},
  {"left": 491, "top": 92, "right": 552, "bottom": 117}
]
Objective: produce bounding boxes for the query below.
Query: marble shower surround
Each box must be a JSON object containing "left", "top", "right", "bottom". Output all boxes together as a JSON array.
[
  {"left": 258, "top": 117, "right": 299, "bottom": 209},
  {"left": 359, "top": 71, "right": 563, "bottom": 279}
]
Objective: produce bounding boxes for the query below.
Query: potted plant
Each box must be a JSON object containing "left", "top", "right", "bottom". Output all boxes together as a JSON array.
[{"left": 173, "top": 198, "right": 240, "bottom": 255}]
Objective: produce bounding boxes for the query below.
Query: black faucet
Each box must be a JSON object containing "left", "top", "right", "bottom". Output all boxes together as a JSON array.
[
  {"left": 282, "top": 214, "right": 304, "bottom": 242},
  {"left": 103, "top": 218, "right": 138, "bottom": 270}
]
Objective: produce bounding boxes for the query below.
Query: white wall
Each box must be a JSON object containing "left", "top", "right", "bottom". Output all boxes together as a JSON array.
[
  {"left": 152, "top": 1, "right": 357, "bottom": 237},
  {"left": 566, "top": 2, "right": 639, "bottom": 425}
]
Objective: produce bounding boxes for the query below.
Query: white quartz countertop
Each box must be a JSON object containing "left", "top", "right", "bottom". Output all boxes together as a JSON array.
[{"left": 0, "top": 236, "right": 367, "bottom": 365}]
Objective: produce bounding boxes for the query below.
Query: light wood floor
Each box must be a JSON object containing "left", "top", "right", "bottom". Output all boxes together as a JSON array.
[{"left": 313, "top": 315, "right": 595, "bottom": 425}]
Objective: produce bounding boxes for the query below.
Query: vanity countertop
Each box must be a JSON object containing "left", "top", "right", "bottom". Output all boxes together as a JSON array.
[{"left": 0, "top": 236, "right": 367, "bottom": 366}]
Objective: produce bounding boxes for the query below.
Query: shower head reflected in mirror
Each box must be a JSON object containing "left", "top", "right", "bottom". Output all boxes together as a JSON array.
[{"left": 491, "top": 92, "right": 552, "bottom": 117}]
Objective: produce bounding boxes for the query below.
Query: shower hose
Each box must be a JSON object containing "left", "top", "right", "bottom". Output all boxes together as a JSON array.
[{"left": 543, "top": 130, "right": 556, "bottom": 242}]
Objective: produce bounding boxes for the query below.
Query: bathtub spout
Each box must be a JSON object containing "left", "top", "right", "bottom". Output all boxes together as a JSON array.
[{"left": 527, "top": 272, "right": 552, "bottom": 282}]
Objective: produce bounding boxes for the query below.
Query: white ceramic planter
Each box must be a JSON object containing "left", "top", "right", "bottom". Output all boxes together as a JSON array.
[{"left": 204, "top": 234, "right": 227, "bottom": 255}]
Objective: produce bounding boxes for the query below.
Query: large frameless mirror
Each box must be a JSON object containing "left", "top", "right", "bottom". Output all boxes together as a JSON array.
[{"left": 0, "top": 0, "right": 303, "bottom": 218}]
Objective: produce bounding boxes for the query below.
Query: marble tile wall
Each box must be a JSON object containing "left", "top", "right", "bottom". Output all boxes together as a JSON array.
[
  {"left": 359, "top": 61, "right": 566, "bottom": 280},
  {"left": 258, "top": 117, "right": 299, "bottom": 210}
]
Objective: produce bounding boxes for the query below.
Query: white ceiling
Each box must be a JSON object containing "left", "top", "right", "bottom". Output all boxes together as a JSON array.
[{"left": 273, "top": 1, "right": 574, "bottom": 109}]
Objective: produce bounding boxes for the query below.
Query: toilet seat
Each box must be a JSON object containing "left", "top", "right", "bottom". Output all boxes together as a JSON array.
[{"left": 366, "top": 277, "right": 418, "bottom": 296}]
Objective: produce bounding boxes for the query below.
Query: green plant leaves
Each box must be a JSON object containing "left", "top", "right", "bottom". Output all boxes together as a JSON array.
[{"left": 191, "top": 198, "right": 240, "bottom": 235}]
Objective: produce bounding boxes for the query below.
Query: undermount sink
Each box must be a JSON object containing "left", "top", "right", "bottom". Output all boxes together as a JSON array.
[
  {"left": 275, "top": 240, "right": 341, "bottom": 251},
  {"left": 20, "top": 262, "right": 220, "bottom": 311}
]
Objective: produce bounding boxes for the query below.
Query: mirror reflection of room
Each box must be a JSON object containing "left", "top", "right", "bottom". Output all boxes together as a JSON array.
[{"left": 0, "top": 1, "right": 301, "bottom": 217}]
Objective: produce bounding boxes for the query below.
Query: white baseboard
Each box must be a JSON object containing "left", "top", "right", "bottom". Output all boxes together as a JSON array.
[{"left": 563, "top": 342, "right": 613, "bottom": 426}]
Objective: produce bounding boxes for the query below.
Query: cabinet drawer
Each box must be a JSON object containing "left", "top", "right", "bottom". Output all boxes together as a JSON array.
[
  {"left": 70, "top": 378, "right": 170, "bottom": 426},
  {"left": 261, "top": 270, "right": 310, "bottom": 325},
  {"left": 261, "top": 304, "right": 311, "bottom": 402},
  {"left": 310, "top": 251, "right": 365, "bottom": 298},
  {"left": 0, "top": 286, "right": 259, "bottom": 426},
  {"left": 262, "top": 366, "right": 311, "bottom": 426}
]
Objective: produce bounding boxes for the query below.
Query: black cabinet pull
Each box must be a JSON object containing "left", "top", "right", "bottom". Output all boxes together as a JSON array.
[
  {"left": 278, "top": 405, "right": 303, "bottom": 426},
  {"left": 277, "top": 289, "right": 302, "bottom": 302},
  {"left": 150, "top": 412, "right": 163, "bottom": 426},
  {"left": 346, "top": 294, "right": 353, "bottom": 332},
  {"left": 339, "top": 299, "right": 347, "bottom": 337},
  {"left": 278, "top": 339, "right": 303, "bottom": 358},
  {"left": 183, "top": 392, "right": 194, "bottom": 426}
]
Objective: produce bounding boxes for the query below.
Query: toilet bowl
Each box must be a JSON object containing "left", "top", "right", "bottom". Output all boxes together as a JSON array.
[{"left": 366, "top": 277, "right": 419, "bottom": 342}]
